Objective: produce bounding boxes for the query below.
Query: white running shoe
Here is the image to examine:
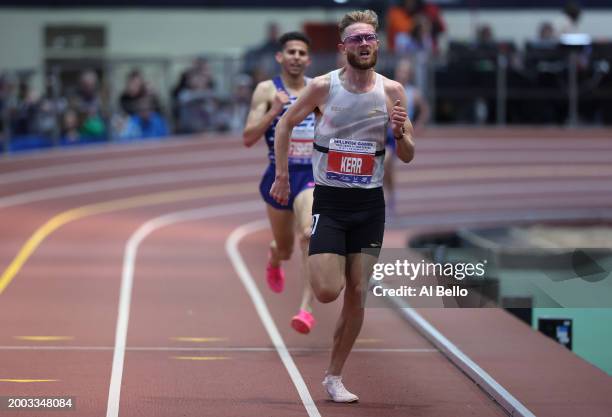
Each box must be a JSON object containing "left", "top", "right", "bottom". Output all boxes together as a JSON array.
[{"left": 322, "top": 374, "right": 359, "bottom": 403}]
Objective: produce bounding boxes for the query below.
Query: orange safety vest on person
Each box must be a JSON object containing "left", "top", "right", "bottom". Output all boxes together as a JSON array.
[{"left": 386, "top": 6, "right": 415, "bottom": 52}]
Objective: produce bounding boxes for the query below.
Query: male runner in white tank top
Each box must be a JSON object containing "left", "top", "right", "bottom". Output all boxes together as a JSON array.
[{"left": 270, "top": 10, "right": 415, "bottom": 403}]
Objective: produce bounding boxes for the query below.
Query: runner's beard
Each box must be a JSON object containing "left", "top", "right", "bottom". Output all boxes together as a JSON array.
[{"left": 346, "top": 49, "right": 378, "bottom": 70}]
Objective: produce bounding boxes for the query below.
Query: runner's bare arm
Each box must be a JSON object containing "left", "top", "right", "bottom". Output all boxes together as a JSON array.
[
  {"left": 385, "top": 79, "right": 415, "bottom": 163},
  {"left": 242, "top": 81, "right": 289, "bottom": 147},
  {"left": 270, "top": 76, "right": 329, "bottom": 205}
]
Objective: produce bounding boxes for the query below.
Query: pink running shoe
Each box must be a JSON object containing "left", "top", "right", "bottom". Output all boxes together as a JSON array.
[
  {"left": 266, "top": 259, "right": 285, "bottom": 293},
  {"left": 291, "top": 309, "right": 315, "bottom": 334}
]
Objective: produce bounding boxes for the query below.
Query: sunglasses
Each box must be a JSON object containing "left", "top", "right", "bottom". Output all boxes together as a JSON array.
[{"left": 342, "top": 33, "right": 378, "bottom": 45}]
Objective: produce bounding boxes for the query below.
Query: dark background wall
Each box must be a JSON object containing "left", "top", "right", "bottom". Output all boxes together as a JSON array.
[{"left": 0, "top": 0, "right": 610, "bottom": 9}]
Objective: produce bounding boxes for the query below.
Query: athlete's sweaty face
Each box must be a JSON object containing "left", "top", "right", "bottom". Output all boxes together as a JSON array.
[
  {"left": 276, "top": 40, "right": 311, "bottom": 77},
  {"left": 341, "top": 23, "right": 378, "bottom": 70}
]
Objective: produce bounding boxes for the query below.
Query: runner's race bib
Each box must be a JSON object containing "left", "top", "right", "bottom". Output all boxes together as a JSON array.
[
  {"left": 288, "top": 118, "right": 315, "bottom": 164},
  {"left": 326, "top": 138, "right": 376, "bottom": 184}
]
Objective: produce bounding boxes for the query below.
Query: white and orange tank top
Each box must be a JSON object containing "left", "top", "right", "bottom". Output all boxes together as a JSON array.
[{"left": 313, "top": 69, "right": 388, "bottom": 188}]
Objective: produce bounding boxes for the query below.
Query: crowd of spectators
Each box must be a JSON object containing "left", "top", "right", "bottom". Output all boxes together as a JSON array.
[
  {"left": 1, "top": 0, "right": 610, "bottom": 151},
  {"left": 0, "top": 58, "right": 254, "bottom": 150},
  {"left": 386, "top": 0, "right": 446, "bottom": 55},
  {"left": 1, "top": 70, "right": 109, "bottom": 148},
  {"left": 439, "top": 0, "right": 612, "bottom": 125}
]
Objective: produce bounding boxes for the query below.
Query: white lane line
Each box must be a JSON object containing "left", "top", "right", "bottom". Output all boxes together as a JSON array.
[
  {"left": 2, "top": 135, "right": 609, "bottom": 184},
  {"left": 385, "top": 294, "right": 537, "bottom": 417},
  {"left": 1, "top": 162, "right": 610, "bottom": 210},
  {"left": 410, "top": 150, "right": 612, "bottom": 166},
  {"left": 1, "top": 147, "right": 609, "bottom": 186},
  {"left": 392, "top": 208, "right": 612, "bottom": 228},
  {"left": 226, "top": 220, "right": 321, "bottom": 417},
  {"left": 396, "top": 179, "right": 612, "bottom": 202},
  {"left": 1, "top": 134, "right": 235, "bottom": 163},
  {"left": 4, "top": 134, "right": 609, "bottom": 165},
  {"left": 396, "top": 195, "right": 612, "bottom": 214},
  {"left": 0, "top": 345, "right": 437, "bottom": 353},
  {"left": 415, "top": 138, "right": 612, "bottom": 150},
  {"left": 106, "top": 200, "right": 261, "bottom": 417},
  {"left": 0, "top": 163, "right": 262, "bottom": 208},
  {"left": 0, "top": 147, "right": 256, "bottom": 186}
]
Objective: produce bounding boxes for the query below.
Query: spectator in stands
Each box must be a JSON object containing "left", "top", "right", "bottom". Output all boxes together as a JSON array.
[
  {"left": 75, "top": 70, "right": 102, "bottom": 115},
  {"left": 384, "top": 57, "right": 430, "bottom": 216},
  {"left": 119, "top": 69, "right": 161, "bottom": 116},
  {"left": 475, "top": 23, "right": 495, "bottom": 46},
  {"left": 538, "top": 21, "right": 557, "bottom": 43},
  {"left": 173, "top": 56, "right": 215, "bottom": 97},
  {"left": 393, "top": 14, "right": 434, "bottom": 56},
  {"left": 35, "top": 74, "right": 66, "bottom": 138},
  {"left": 191, "top": 56, "right": 216, "bottom": 90},
  {"left": 9, "top": 78, "right": 39, "bottom": 136},
  {"left": 61, "top": 108, "right": 81, "bottom": 143},
  {"left": 249, "top": 22, "right": 280, "bottom": 57},
  {"left": 472, "top": 24, "right": 498, "bottom": 124},
  {"left": 171, "top": 71, "right": 189, "bottom": 122},
  {"left": 386, "top": 0, "right": 445, "bottom": 54},
  {"left": 393, "top": 57, "right": 430, "bottom": 133},
  {"left": 243, "top": 22, "right": 280, "bottom": 79},
  {"left": 387, "top": 0, "right": 418, "bottom": 53},
  {"left": 387, "top": 0, "right": 444, "bottom": 96},
  {"left": 557, "top": 1, "right": 582, "bottom": 35},
  {"left": 0, "top": 72, "right": 9, "bottom": 138},
  {"left": 172, "top": 56, "right": 216, "bottom": 128},
  {"left": 228, "top": 73, "right": 253, "bottom": 133},
  {"left": 421, "top": 1, "right": 446, "bottom": 49},
  {"left": 118, "top": 95, "right": 168, "bottom": 140},
  {"left": 73, "top": 70, "right": 106, "bottom": 139},
  {"left": 176, "top": 69, "right": 216, "bottom": 133}
]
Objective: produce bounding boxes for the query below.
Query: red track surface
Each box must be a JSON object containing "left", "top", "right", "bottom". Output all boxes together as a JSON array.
[{"left": 0, "top": 128, "right": 611, "bottom": 417}]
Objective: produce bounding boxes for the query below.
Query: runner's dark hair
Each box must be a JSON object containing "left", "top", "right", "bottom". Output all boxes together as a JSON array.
[{"left": 278, "top": 32, "right": 311, "bottom": 50}]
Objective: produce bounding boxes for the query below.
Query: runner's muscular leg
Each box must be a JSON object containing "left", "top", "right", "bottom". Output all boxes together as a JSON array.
[
  {"left": 293, "top": 188, "right": 314, "bottom": 311},
  {"left": 266, "top": 204, "right": 295, "bottom": 267},
  {"left": 327, "top": 252, "right": 376, "bottom": 375},
  {"left": 293, "top": 188, "right": 314, "bottom": 248},
  {"left": 308, "top": 253, "right": 345, "bottom": 304}
]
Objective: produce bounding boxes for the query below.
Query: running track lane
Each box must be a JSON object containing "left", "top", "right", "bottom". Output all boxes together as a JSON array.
[{"left": 1, "top": 130, "right": 611, "bottom": 416}]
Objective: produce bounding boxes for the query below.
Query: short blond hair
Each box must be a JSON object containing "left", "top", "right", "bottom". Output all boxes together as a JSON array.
[{"left": 338, "top": 10, "right": 379, "bottom": 38}]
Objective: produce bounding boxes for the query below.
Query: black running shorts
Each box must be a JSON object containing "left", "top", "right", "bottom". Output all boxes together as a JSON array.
[{"left": 309, "top": 185, "right": 385, "bottom": 257}]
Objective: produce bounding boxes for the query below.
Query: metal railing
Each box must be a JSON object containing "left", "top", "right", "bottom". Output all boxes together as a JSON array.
[{"left": 2, "top": 46, "right": 611, "bottom": 154}]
